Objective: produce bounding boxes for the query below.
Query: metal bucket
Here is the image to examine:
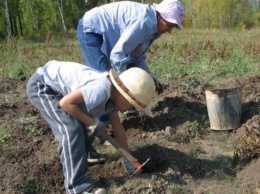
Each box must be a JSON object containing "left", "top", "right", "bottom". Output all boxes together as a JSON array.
[{"left": 205, "top": 87, "right": 242, "bottom": 130}]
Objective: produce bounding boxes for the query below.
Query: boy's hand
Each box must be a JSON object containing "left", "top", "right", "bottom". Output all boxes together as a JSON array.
[
  {"left": 88, "top": 119, "right": 107, "bottom": 144},
  {"left": 94, "top": 121, "right": 107, "bottom": 144}
]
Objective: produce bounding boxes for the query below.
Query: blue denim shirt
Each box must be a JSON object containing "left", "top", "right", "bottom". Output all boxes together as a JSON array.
[{"left": 82, "top": 1, "right": 159, "bottom": 74}]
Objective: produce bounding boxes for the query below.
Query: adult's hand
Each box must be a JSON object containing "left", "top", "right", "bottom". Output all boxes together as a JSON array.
[{"left": 149, "top": 72, "right": 164, "bottom": 94}]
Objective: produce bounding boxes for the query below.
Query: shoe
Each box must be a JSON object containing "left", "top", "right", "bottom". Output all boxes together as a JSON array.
[
  {"left": 81, "top": 186, "right": 106, "bottom": 194},
  {"left": 87, "top": 151, "right": 107, "bottom": 164},
  {"left": 122, "top": 159, "right": 142, "bottom": 175}
]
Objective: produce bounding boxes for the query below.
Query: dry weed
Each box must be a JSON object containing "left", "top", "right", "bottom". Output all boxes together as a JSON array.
[{"left": 235, "top": 115, "right": 260, "bottom": 159}]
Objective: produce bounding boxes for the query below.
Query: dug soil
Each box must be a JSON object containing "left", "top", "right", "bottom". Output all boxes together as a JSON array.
[{"left": 0, "top": 75, "right": 259, "bottom": 194}]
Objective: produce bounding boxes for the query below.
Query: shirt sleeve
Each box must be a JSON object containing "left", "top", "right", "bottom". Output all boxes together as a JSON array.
[
  {"left": 80, "top": 82, "right": 108, "bottom": 112},
  {"left": 110, "top": 19, "right": 153, "bottom": 73}
]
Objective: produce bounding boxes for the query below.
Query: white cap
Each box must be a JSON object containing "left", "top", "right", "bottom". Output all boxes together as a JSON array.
[{"left": 154, "top": 0, "right": 185, "bottom": 29}]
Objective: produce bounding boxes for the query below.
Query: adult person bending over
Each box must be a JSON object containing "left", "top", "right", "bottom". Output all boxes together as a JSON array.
[
  {"left": 26, "top": 60, "right": 157, "bottom": 194},
  {"left": 77, "top": 0, "right": 185, "bottom": 163},
  {"left": 77, "top": 0, "right": 185, "bottom": 87}
]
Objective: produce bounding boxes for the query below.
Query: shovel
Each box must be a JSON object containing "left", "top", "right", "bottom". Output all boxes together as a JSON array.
[{"left": 106, "top": 135, "right": 150, "bottom": 177}]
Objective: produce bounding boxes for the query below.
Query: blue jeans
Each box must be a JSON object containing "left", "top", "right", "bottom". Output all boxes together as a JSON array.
[
  {"left": 77, "top": 18, "right": 110, "bottom": 72},
  {"left": 77, "top": 18, "right": 110, "bottom": 125}
]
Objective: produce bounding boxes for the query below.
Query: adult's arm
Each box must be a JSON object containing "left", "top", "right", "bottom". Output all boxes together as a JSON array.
[{"left": 110, "top": 19, "right": 154, "bottom": 73}]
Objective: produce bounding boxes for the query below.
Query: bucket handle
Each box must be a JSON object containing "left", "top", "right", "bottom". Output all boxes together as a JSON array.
[{"left": 202, "top": 70, "right": 244, "bottom": 91}]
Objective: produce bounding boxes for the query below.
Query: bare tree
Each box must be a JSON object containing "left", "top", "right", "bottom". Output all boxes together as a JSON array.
[
  {"left": 55, "top": 0, "right": 67, "bottom": 32},
  {"left": 4, "top": 0, "right": 12, "bottom": 37}
]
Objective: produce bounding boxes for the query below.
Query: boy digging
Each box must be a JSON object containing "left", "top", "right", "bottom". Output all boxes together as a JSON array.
[{"left": 26, "top": 60, "right": 156, "bottom": 194}]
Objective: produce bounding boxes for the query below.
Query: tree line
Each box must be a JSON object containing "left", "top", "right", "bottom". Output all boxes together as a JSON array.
[{"left": 1, "top": 0, "right": 260, "bottom": 38}]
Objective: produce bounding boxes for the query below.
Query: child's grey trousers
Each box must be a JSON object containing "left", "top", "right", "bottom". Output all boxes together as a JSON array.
[{"left": 26, "top": 72, "right": 94, "bottom": 194}]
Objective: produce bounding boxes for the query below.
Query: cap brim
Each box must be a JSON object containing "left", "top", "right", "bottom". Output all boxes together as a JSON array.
[{"left": 109, "top": 69, "right": 154, "bottom": 118}]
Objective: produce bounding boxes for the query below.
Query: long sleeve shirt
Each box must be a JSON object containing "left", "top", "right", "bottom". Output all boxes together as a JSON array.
[{"left": 82, "top": 1, "right": 160, "bottom": 74}]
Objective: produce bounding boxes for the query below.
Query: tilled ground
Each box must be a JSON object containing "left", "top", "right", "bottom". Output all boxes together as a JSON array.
[{"left": 0, "top": 75, "right": 259, "bottom": 194}]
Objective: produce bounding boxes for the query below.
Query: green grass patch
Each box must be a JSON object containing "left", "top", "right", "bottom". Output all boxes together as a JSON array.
[
  {"left": 167, "top": 184, "right": 189, "bottom": 194},
  {"left": 0, "top": 29, "right": 259, "bottom": 83},
  {"left": 24, "top": 125, "right": 43, "bottom": 136},
  {"left": 0, "top": 130, "right": 11, "bottom": 146}
]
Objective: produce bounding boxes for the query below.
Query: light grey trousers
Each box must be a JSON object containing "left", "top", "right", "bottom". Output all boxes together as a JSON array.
[{"left": 26, "top": 72, "right": 94, "bottom": 194}]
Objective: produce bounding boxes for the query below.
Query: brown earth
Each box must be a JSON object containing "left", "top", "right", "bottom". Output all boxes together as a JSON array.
[{"left": 0, "top": 75, "right": 259, "bottom": 194}]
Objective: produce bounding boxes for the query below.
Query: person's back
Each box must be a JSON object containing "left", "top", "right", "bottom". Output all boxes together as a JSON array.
[
  {"left": 83, "top": 1, "right": 156, "bottom": 35},
  {"left": 37, "top": 60, "right": 109, "bottom": 96},
  {"left": 82, "top": 1, "right": 158, "bottom": 72},
  {"left": 78, "top": 0, "right": 185, "bottom": 74}
]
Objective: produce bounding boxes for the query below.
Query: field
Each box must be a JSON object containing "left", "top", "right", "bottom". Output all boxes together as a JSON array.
[{"left": 0, "top": 29, "right": 259, "bottom": 194}]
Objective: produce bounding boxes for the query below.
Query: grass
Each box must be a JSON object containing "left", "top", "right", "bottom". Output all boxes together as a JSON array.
[
  {"left": 0, "top": 130, "right": 11, "bottom": 146},
  {"left": 24, "top": 125, "right": 43, "bottom": 136},
  {"left": 94, "top": 140, "right": 121, "bottom": 161},
  {"left": 17, "top": 116, "right": 44, "bottom": 136},
  {"left": 147, "top": 28, "right": 260, "bottom": 84},
  {"left": 188, "top": 144, "right": 207, "bottom": 158},
  {"left": 19, "top": 176, "right": 52, "bottom": 193},
  {"left": 167, "top": 184, "right": 189, "bottom": 194},
  {"left": 0, "top": 28, "right": 259, "bottom": 83}
]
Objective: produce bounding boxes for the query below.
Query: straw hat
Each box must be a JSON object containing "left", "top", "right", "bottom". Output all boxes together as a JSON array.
[{"left": 109, "top": 68, "right": 156, "bottom": 117}]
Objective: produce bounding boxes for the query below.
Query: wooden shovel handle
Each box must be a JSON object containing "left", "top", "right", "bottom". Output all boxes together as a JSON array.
[{"left": 106, "top": 135, "right": 136, "bottom": 162}]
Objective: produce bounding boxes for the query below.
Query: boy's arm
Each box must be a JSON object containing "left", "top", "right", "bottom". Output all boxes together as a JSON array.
[
  {"left": 59, "top": 89, "right": 95, "bottom": 126},
  {"left": 59, "top": 88, "right": 108, "bottom": 144},
  {"left": 108, "top": 112, "right": 130, "bottom": 151}
]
